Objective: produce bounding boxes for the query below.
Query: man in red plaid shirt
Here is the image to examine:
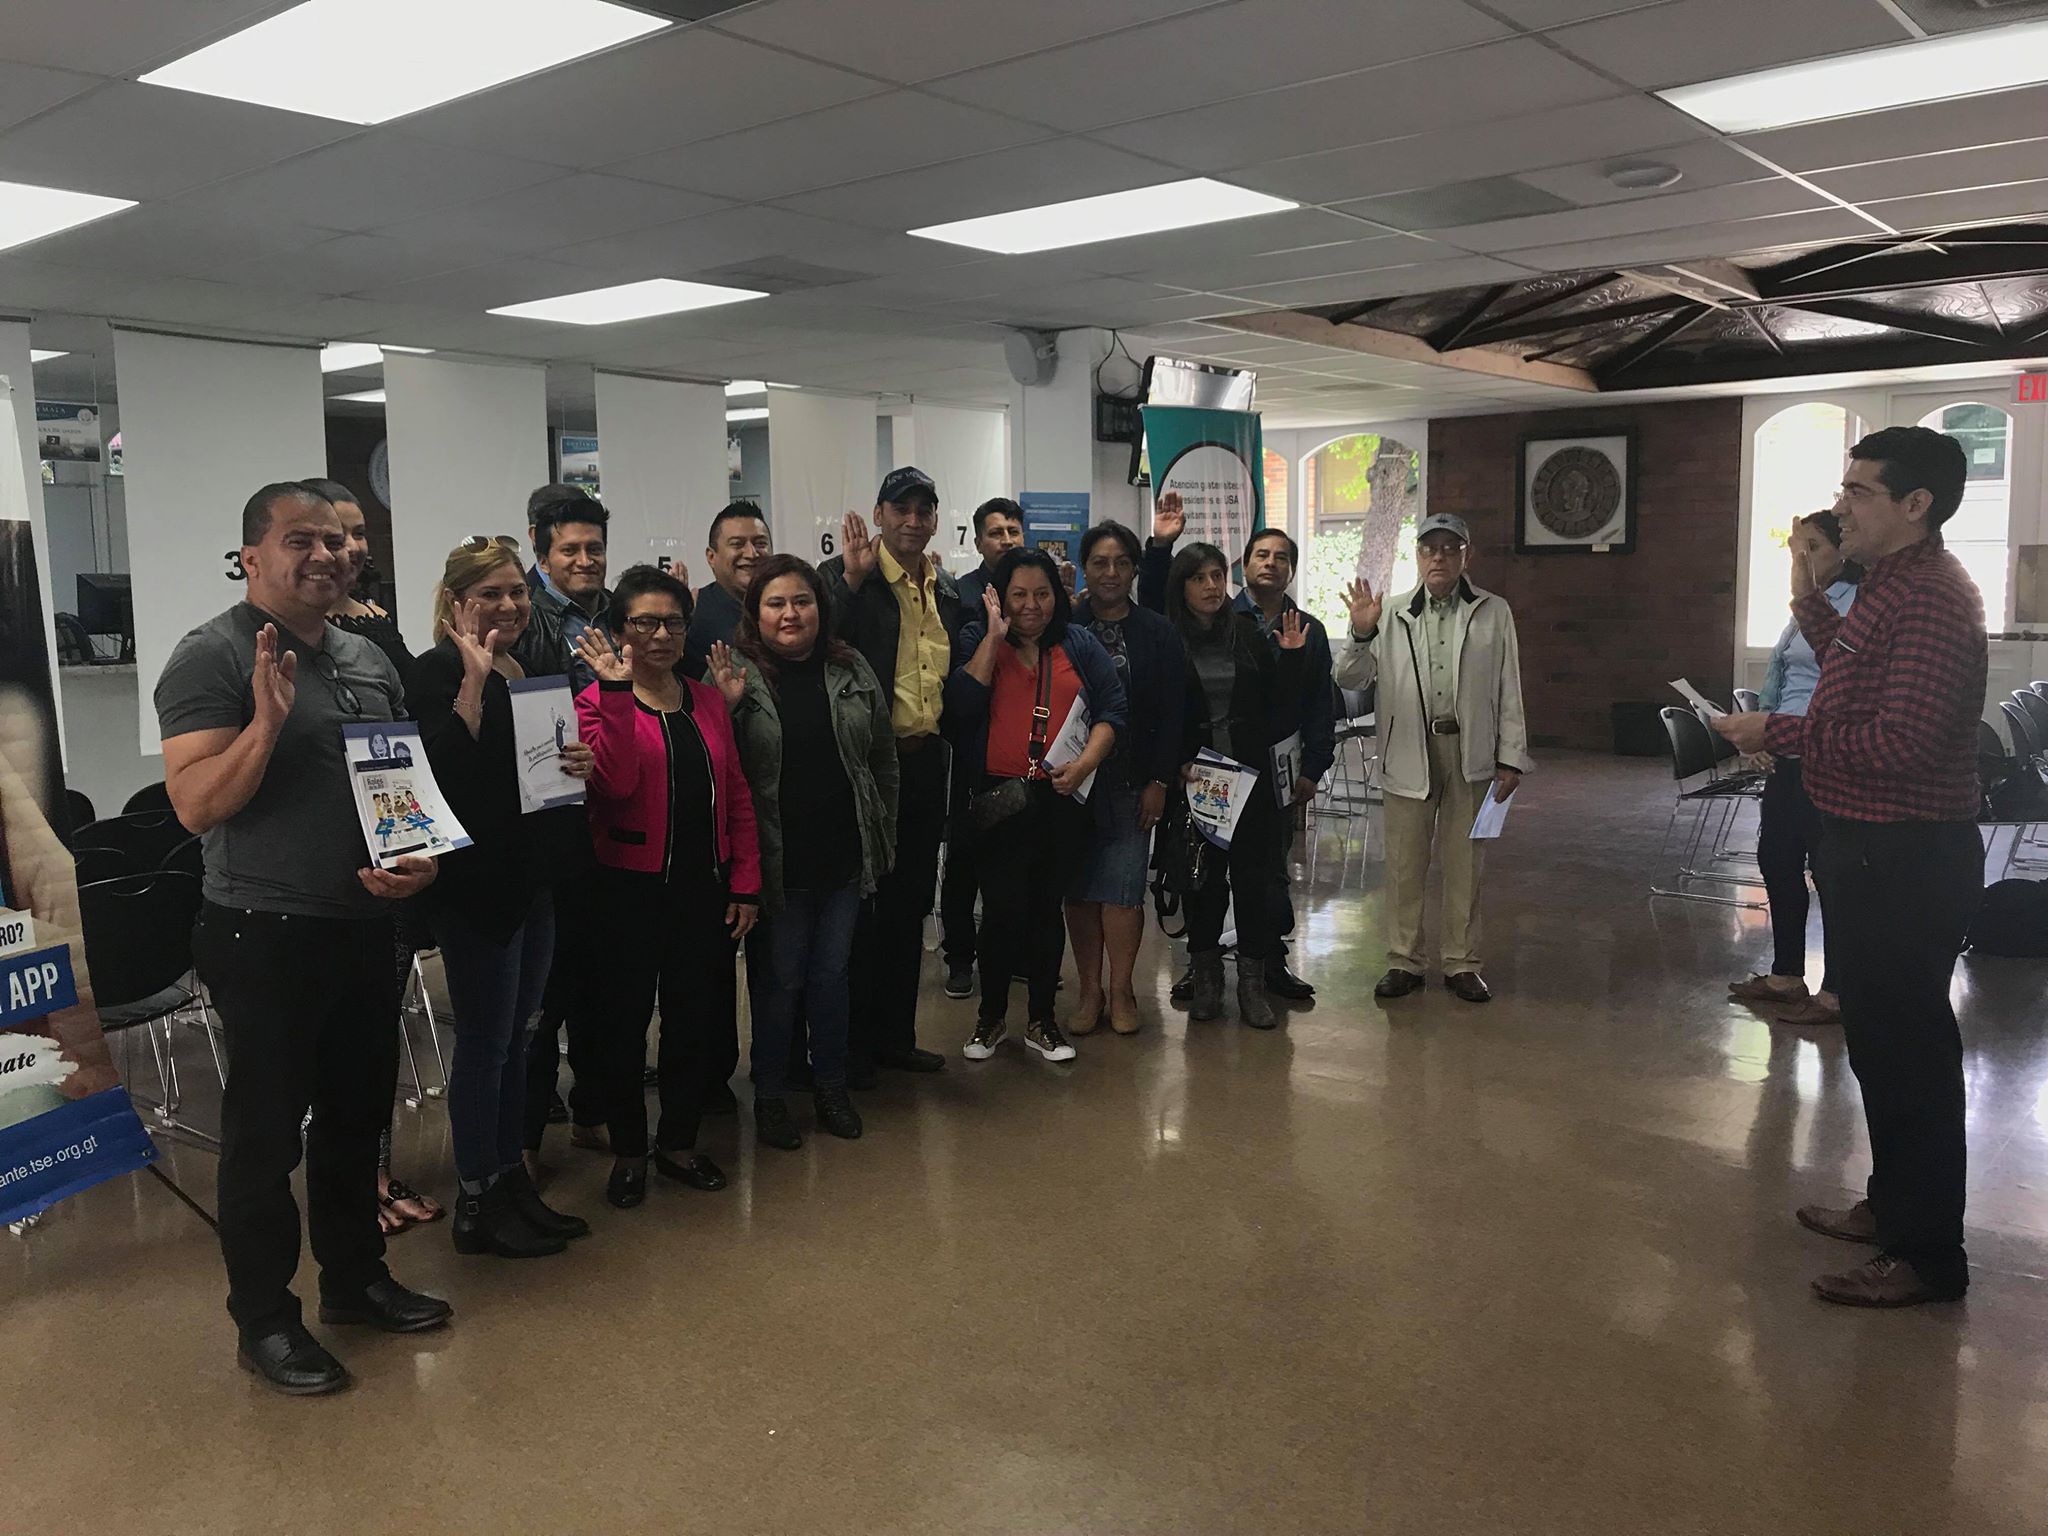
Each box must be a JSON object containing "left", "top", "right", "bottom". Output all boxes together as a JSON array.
[{"left": 1715, "top": 426, "right": 1985, "bottom": 1308}]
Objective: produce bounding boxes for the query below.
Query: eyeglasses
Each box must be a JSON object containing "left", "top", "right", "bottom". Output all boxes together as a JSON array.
[
  {"left": 623, "top": 615, "right": 689, "bottom": 636},
  {"left": 460, "top": 534, "right": 522, "bottom": 552},
  {"left": 310, "top": 649, "right": 362, "bottom": 716}
]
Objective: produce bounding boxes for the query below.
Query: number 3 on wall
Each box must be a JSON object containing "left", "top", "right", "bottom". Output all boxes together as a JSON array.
[{"left": 224, "top": 550, "right": 246, "bottom": 581}]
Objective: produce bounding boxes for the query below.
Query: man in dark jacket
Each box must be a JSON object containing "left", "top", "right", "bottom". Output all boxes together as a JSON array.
[
  {"left": 687, "top": 499, "right": 772, "bottom": 673},
  {"left": 819, "top": 466, "right": 965, "bottom": 1080},
  {"left": 515, "top": 484, "right": 613, "bottom": 691}
]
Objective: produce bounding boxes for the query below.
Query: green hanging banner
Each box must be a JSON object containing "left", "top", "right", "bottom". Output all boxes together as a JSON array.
[{"left": 1140, "top": 404, "right": 1265, "bottom": 560}]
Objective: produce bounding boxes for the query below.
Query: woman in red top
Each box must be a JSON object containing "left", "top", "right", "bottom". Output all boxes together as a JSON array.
[
  {"left": 573, "top": 566, "right": 760, "bottom": 1211},
  {"left": 944, "top": 549, "right": 1126, "bottom": 1063}
]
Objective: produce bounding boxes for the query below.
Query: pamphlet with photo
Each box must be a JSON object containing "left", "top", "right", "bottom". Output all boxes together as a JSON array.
[
  {"left": 507, "top": 677, "right": 586, "bottom": 814},
  {"left": 341, "top": 722, "right": 471, "bottom": 869}
]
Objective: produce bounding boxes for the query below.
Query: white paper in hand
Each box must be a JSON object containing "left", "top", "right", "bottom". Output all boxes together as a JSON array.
[
  {"left": 508, "top": 677, "right": 586, "bottom": 813},
  {"left": 1470, "top": 785, "right": 1515, "bottom": 840},
  {"left": 1669, "top": 678, "right": 1726, "bottom": 718},
  {"left": 1187, "top": 749, "right": 1259, "bottom": 849},
  {"left": 1269, "top": 730, "right": 1302, "bottom": 810},
  {"left": 1039, "top": 694, "right": 1096, "bottom": 803},
  {"left": 341, "top": 722, "right": 472, "bottom": 868}
]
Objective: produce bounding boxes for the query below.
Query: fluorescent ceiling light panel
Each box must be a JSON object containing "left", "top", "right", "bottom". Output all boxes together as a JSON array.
[
  {"left": 0, "top": 179, "right": 135, "bottom": 256},
  {"left": 725, "top": 380, "right": 766, "bottom": 395},
  {"left": 29, "top": 350, "right": 68, "bottom": 363},
  {"left": 489, "top": 277, "right": 767, "bottom": 326},
  {"left": 139, "top": 0, "right": 671, "bottom": 125},
  {"left": 321, "top": 342, "right": 434, "bottom": 371},
  {"left": 727, "top": 407, "right": 768, "bottom": 422},
  {"left": 334, "top": 389, "right": 387, "bottom": 403},
  {"left": 908, "top": 177, "right": 1298, "bottom": 255},
  {"left": 1659, "top": 18, "right": 2048, "bottom": 132}
]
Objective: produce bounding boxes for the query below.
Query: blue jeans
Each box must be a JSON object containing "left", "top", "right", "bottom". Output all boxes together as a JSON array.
[
  {"left": 432, "top": 891, "right": 554, "bottom": 1186},
  {"left": 753, "top": 882, "right": 861, "bottom": 1094}
]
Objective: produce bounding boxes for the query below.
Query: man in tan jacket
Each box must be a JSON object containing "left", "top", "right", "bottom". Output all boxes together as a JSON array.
[{"left": 1336, "top": 514, "right": 1530, "bottom": 1003}]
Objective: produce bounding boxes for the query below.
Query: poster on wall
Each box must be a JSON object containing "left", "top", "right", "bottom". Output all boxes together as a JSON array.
[
  {"left": 1019, "top": 491, "right": 1089, "bottom": 568},
  {"left": 556, "top": 431, "right": 600, "bottom": 496},
  {"left": 1141, "top": 405, "right": 1264, "bottom": 570},
  {"left": 34, "top": 401, "right": 102, "bottom": 464},
  {"left": 0, "top": 402, "right": 156, "bottom": 1227}
]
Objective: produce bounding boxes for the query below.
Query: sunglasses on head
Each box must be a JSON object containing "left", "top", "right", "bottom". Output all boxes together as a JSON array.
[{"left": 459, "top": 534, "right": 522, "bottom": 552}]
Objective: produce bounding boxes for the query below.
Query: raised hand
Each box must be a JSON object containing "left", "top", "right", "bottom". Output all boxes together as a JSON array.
[
  {"left": 575, "top": 626, "right": 633, "bottom": 684},
  {"left": 981, "top": 582, "right": 1008, "bottom": 643},
  {"left": 1342, "top": 577, "right": 1383, "bottom": 638},
  {"left": 841, "top": 510, "right": 878, "bottom": 586},
  {"left": 252, "top": 623, "right": 298, "bottom": 730},
  {"left": 1152, "top": 490, "right": 1186, "bottom": 545},
  {"left": 1058, "top": 558, "right": 1078, "bottom": 597},
  {"left": 707, "top": 640, "right": 747, "bottom": 707},
  {"left": 1789, "top": 515, "right": 1817, "bottom": 600},
  {"left": 451, "top": 597, "right": 499, "bottom": 685},
  {"left": 1277, "top": 609, "right": 1307, "bottom": 651}
]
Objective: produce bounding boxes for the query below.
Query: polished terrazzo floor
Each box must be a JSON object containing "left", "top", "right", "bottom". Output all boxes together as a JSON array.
[{"left": 7, "top": 751, "right": 2047, "bottom": 1535}]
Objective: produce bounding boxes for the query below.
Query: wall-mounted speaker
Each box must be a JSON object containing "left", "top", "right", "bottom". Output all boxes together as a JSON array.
[{"left": 1003, "top": 328, "right": 1057, "bottom": 386}]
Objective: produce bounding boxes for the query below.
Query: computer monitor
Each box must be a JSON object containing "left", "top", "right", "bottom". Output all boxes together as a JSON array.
[{"left": 76, "top": 573, "right": 134, "bottom": 662}]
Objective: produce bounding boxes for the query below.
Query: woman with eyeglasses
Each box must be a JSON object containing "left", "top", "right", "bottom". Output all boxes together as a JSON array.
[
  {"left": 408, "top": 537, "right": 595, "bottom": 1259},
  {"left": 709, "top": 554, "right": 897, "bottom": 1150},
  {"left": 1063, "top": 522, "right": 1185, "bottom": 1037},
  {"left": 573, "top": 565, "right": 761, "bottom": 1209},
  {"left": 944, "top": 547, "right": 1126, "bottom": 1063},
  {"left": 1149, "top": 538, "right": 1306, "bottom": 1030}
]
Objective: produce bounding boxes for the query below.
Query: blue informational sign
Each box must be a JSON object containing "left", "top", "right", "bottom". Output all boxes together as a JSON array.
[
  {"left": 0, "top": 1090, "right": 159, "bottom": 1225},
  {"left": 0, "top": 943, "right": 79, "bottom": 1030},
  {"left": 1019, "top": 491, "right": 1090, "bottom": 586}
]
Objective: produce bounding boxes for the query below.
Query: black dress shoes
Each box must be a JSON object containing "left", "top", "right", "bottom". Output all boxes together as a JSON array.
[
  {"left": 814, "top": 1085, "right": 864, "bottom": 1140},
  {"left": 654, "top": 1149, "right": 728, "bottom": 1190},
  {"left": 1445, "top": 971, "right": 1492, "bottom": 1003},
  {"left": 238, "top": 1323, "right": 350, "bottom": 1396},
  {"left": 606, "top": 1158, "right": 648, "bottom": 1209},
  {"left": 755, "top": 1095, "right": 804, "bottom": 1151},
  {"left": 873, "top": 1046, "right": 946, "bottom": 1073},
  {"left": 319, "top": 1277, "right": 454, "bottom": 1334},
  {"left": 1265, "top": 962, "right": 1316, "bottom": 1001},
  {"left": 1374, "top": 968, "right": 1425, "bottom": 999}
]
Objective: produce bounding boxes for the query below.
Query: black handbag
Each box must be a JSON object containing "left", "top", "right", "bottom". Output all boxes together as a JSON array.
[{"left": 969, "top": 649, "right": 1055, "bottom": 833}]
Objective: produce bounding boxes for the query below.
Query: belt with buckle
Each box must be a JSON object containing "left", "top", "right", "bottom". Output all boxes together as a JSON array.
[{"left": 1429, "top": 717, "right": 1461, "bottom": 736}]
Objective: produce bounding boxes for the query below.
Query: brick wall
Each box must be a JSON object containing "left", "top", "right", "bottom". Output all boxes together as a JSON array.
[{"left": 1426, "top": 398, "right": 1742, "bottom": 751}]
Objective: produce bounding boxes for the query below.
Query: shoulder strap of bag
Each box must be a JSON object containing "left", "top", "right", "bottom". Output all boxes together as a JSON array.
[{"left": 1025, "top": 649, "right": 1056, "bottom": 772}]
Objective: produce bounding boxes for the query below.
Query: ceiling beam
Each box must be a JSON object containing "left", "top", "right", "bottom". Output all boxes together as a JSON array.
[
  {"left": 1638, "top": 258, "right": 1761, "bottom": 303},
  {"left": 1212, "top": 307, "right": 1599, "bottom": 392},
  {"left": 1320, "top": 296, "right": 1398, "bottom": 327},
  {"left": 1765, "top": 296, "right": 2000, "bottom": 346},
  {"left": 1425, "top": 285, "right": 1514, "bottom": 351},
  {"left": 1599, "top": 303, "right": 1713, "bottom": 380},
  {"left": 1756, "top": 226, "right": 2048, "bottom": 302},
  {"left": 1453, "top": 293, "right": 1689, "bottom": 350}
]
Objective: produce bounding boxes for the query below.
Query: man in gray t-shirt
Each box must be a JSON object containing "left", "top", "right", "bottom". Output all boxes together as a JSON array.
[{"left": 155, "top": 481, "right": 448, "bottom": 1397}]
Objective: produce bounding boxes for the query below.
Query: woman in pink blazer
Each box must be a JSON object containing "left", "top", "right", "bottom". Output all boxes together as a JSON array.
[{"left": 574, "top": 565, "right": 761, "bottom": 1211}]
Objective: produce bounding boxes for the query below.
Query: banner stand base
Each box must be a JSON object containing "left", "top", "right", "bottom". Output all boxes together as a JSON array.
[{"left": 145, "top": 1160, "right": 218, "bottom": 1232}]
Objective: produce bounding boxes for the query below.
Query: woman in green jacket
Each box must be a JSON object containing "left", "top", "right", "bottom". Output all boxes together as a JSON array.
[{"left": 708, "top": 554, "right": 898, "bottom": 1150}]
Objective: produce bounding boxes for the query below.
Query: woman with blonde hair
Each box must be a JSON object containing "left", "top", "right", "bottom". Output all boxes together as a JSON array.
[{"left": 408, "top": 536, "right": 595, "bottom": 1259}]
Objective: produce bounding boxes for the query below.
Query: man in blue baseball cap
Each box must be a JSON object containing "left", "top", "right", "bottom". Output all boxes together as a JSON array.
[{"left": 1334, "top": 512, "right": 1531, "bottom": 1004}]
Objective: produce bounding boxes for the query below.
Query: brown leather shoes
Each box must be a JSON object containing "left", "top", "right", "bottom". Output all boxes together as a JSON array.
[
  {"left": 1811, "top": 1254, "right": 1959, "bottom": 1308},
  {"left": 1444, "top": 971, "right": 1492, "bottom": 1003},
  {"left": 1796, "top": 1199, "right": 1879, "bottom": 1244},
  {"left": 1374, "top": 968, "right": 1425, "bottom": 999}
]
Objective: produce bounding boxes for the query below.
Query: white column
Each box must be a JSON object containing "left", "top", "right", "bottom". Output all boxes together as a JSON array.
[
  {"left": 594, "top": 372, "right": 727, "bottom": 587},
  {"left": 0, "top": 323, "right": 63, "bottom": 760},
  {"left": 767, "top": 388, "right": 876, "bottom": 565},
  {"left": 1008, "top": 327, "right": 1147, "bottom": 532}
]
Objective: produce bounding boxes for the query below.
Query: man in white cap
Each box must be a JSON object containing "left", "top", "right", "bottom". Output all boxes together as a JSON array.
[{"left": 1335, "top": 512, "right": 1530, "bottom": 1003}]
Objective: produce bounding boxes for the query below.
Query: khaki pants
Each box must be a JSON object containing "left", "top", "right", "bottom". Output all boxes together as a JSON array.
[{"left": 1383, "top": 729, "right": 1488, "bottom": 975}]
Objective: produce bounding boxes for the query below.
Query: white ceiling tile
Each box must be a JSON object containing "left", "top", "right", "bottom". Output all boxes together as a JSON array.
[
  {"left": 349, "top": 257, "right": 618, "bottom": 311},
  {"left": 1808, "top": 139, "right": 2048, "bottom": 204},
  {"left": 1515, "top": 138, "right": 1765, "bottom": 205},
  {"left": 167, "top": 132, "right": 565, "bottom": 232},
  {"left": 610, "top": 93, "right": 1049, "bottom": 202},
  {"left": 1493, "top": 206, "right": 1873, "bottom": 271},
  {"left": 96, "top": 276, "right": 314, "bottom": 327},
  {"left": 1094, "top": 38, "right": 1621, "bottom": 172},
  {"left": 0, "top": 1, "right": 277, "bottom": 77},
  {"left": 8, "top": 205, "right": 341, "bottom": 280},
  {"left": 0, "top": 82, "right": 354, "bottom": 200},
  {"left": 1863, "top": 178, "right": 2048, "bottom": 234},
  {"left": 0, "top": 60, "right": 100, "bottom": 133},
  {"left": 1547, "top": 0, "right": 1909, "bottom": 90},
  {"left": 925, "top": 0, "right": 1509, "bottom": 133},
  {"left": 553, "top": 205, "right": 963, "bottom": 284},
  {"left": 1115, "top": 234, "right": 1449, "bottom": 291},
  {"left": 399, "top": 29, "right": 884, "bottom": 168},
  {"left": 1481, "top": 0, "right": 1674, "bottom": 24},
  {"left": 1233, "top": 94, "right": 1708, "bottom": 204},
  {"left": 0, "top": 258, "right": 143, "bottom": 312},
  {"left": 1734, "top": 82, "right": 2048, "bottom": 172},
  {"left": 1426, "top": 176, "right": 1823, "bottom": 253},
  {"left": 215, "top": 233, "right": 507, "bottom": 296},
  {"left": 1217, "top": 256, "right": 1535, "bottom": 306},
  {"left": 775, "top": 138, "right": 1182, "bottom": 230},
  {"left": 377, "top": 175, "right": 731, "bottom": 259},
  {"left": 714, "top": 0, "right": 1215, "bottom": 83},
  {"left": 1064, "top": 209, "right": 1389, "bottom": 276}
]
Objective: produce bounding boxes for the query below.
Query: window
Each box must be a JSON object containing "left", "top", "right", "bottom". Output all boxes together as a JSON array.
[
  {"left": 1745, "top": 401, "right": 1860, "bottom": 647},
  {"left": 1917, "top": 401, "right": 2011, "bottom": 627},
  {"left": 1301, "top": 432, "right": 1420, "bottom": 636}
]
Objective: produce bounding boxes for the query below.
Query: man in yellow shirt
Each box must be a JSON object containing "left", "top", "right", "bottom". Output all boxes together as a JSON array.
[{"left": 821, "top": 468, "right": 965, "bottom": 1081}]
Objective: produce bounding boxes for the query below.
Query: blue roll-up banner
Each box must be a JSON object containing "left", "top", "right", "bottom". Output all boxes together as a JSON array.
[
  {"left": 1, "top": 375, "right": 157, "bottom": 1227},
  {"left": 1140, "top": 405, "right": 1266, "bottom": 567},
  {"left": 1019, "top": 490, "right": 1090, "bottom": 575}
]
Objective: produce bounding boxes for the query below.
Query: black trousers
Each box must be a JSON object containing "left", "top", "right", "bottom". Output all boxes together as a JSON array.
[
  {"left": 1185, "top": 786, "right": 1283, "bottom": 964},
  {"left": 975, "top": 780, "right": 1090, "bottom": 1020},
  {"left": 522, "top": 872, "right": 604, "bottom": 1149},
  {"left": 849, "top": 739, "right": 947, "bottom": 1067},
  {"left": 192, "top": 902, "right": 400, "bottom": 1336},
  {"left": 1267, "top": 816, "right": 1299, "bottom": 952},
  {"left": 1814, "top": 816, "right": 1982, "bottom": 1294},
  {"left": 592, "top": 869, "right": 738, "bottom": 1159},
  {"left": 1757, "top": 759, "right": 1835, "bottom": 989},
  {"left": 939, "top": 768, "right": 979, "bottom": 964}
]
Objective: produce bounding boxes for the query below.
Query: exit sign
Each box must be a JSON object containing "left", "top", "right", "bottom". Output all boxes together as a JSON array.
[{"left": 2020, "top": 372, "right": 2048, "bottom": 404}]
